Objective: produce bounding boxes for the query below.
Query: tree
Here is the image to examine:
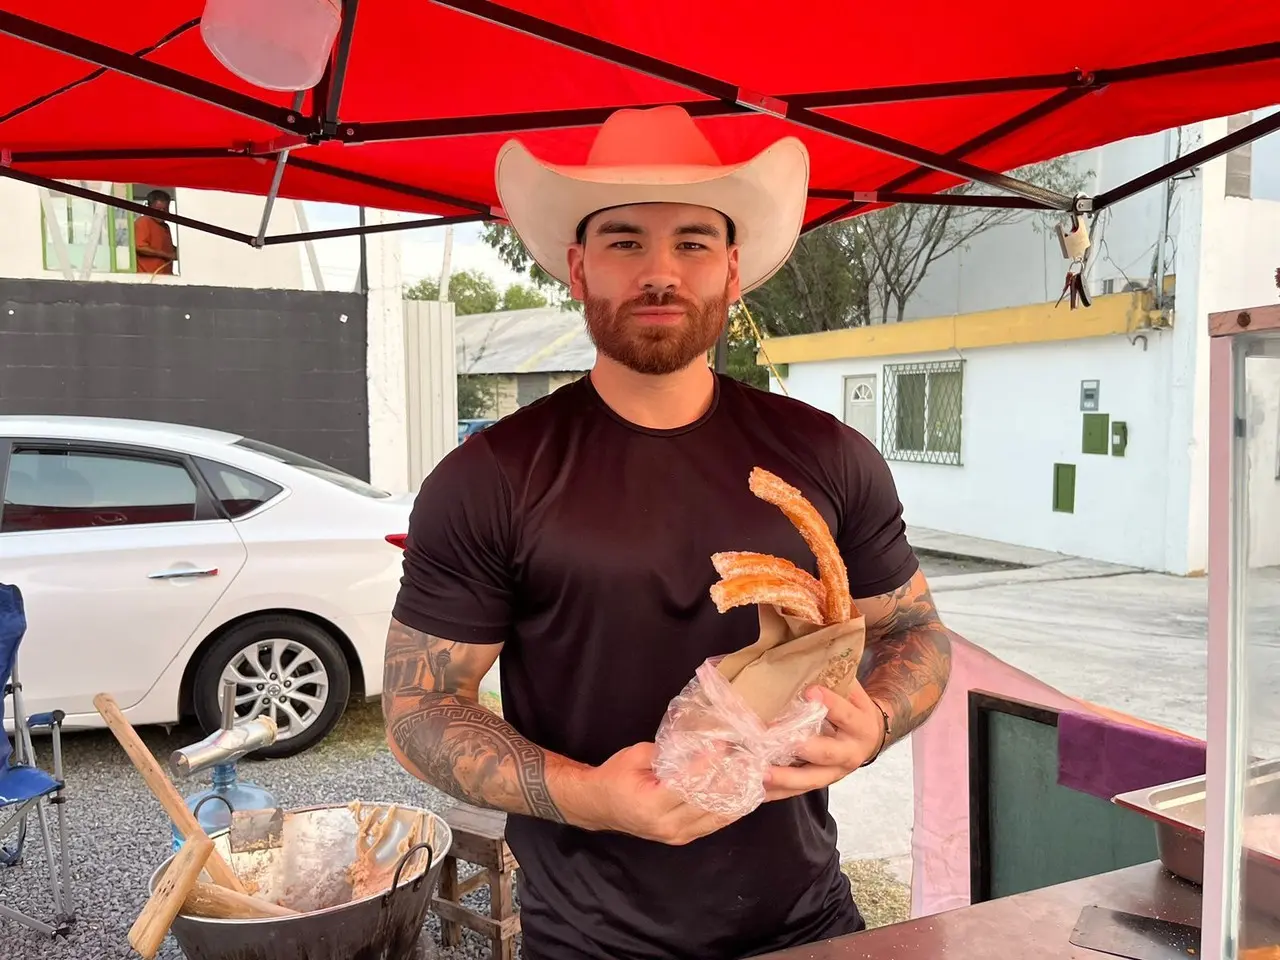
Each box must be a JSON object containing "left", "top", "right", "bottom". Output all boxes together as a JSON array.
[
  {"left": 500, "top": 283, "right": 548, "bottom": 310},
  {"left": 404, "top": 269, "right": 500, "bottom": 315}
]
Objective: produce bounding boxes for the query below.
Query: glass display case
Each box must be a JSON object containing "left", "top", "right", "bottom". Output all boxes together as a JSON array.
[{"left": 1203, "top": 304, "right": 1280, "bottom": 959}]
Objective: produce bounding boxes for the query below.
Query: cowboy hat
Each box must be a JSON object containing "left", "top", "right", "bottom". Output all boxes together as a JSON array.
[{"left": 493, "top": 105, "right": 810, "bottom": 294}]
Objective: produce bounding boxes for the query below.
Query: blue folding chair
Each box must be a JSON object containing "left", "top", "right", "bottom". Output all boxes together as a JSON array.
[{"left": 0, "top": 583, "right": 74, "bottom": 938}]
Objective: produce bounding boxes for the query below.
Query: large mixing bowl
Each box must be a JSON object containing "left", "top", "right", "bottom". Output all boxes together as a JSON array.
[{"left": 147, "top": 802, "right": 452, "bottom": 960}]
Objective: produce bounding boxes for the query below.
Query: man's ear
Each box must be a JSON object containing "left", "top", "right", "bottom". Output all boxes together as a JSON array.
[
  {"left": 726, "top": 244, "right": 742, "bottom": 303},
  {"left": 567, "top": 244, "right": 586, "bottom": 301}
]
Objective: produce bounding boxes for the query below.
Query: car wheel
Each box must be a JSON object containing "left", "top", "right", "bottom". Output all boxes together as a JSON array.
[{"left": 193, "top": 615, "right": 351, "bottom": 759}]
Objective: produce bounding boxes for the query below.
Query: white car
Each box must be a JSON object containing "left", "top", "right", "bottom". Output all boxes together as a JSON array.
[{"left": 0, "top": 415, "right": 414, "bottom": 757}]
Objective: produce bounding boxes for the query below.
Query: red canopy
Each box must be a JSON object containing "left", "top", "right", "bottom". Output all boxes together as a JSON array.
[{"left": 2, "top": 0, "right": 1279, "bottom": 244}]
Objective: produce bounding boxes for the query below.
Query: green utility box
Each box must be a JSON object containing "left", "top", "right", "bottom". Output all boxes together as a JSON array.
[
  {"left": 1111, "top": 421, "right": 1128, "bottom": 456},
  {"left": 1082, "top": 413, "right": 1110, "bottom": 454},
  {"left": 1053, "top": 463, "right": 1076, "bottom": 513}
]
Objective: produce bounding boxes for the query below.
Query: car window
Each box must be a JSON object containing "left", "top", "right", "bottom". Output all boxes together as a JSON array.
[
  {"left": 195, "top": 458, "right": 283, "bottom": 518},
  {"left": 1, "top": 448, "right": 199, "bottom": 533},
  {"left": 231, "top": 437, "right": 391, "bottom": 499}
]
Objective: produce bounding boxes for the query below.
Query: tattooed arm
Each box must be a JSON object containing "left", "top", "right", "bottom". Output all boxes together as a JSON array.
[
  {"left": 383, "top": 618, "right": 738, "bottom": 842},
  {"left": 854, "top": 567, "right": 953, "bottom": 749},
  {"left": 382, "top": 618, "right": 591, "bottom": 821}
]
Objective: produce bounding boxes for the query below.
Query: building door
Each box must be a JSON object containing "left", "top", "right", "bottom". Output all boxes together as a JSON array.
[{"left": 843, "top": 374, "right": 878, "bottom": 445}]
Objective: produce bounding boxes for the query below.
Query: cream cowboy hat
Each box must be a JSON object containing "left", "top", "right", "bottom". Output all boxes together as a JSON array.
[{"left": 493, "top": 105, "right": 811, "bottom": 294}]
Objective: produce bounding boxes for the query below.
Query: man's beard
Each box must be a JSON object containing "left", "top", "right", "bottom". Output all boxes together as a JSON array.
[{"left": 583, "top": 286, "right": 729, "bottom": 376}]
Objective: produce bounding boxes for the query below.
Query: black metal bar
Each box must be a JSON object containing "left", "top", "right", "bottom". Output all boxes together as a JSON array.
[
  {"left": 1093, "top": 108, "right": 1280, "bottom": 212},
  {"left": 0, "top": 18, "right": 200, "bottom": 126},
  {"left": 808, "top": 189, "right": 1056, "bottom": 209},
  {"left": 1096, "top": 40, "right": 1280, "bottom": 86},
  {"left": 256, "top": 93, "right": 306, "bottom": 245},
  {"left": 431, "top": 0, "right": 1072, "bottom": 210},
  {"left": 9, "top": 147, "right": 241, "bottom": 163},
  {"left": 343, "top": 99, "right": 744, "bottom": 143},
  {"left": 262, "top": 211, "right": 491, "bottom": 245},
  {"left": 801, "top": 87, "right": 1093, "bottom": 233},
  {"left": 428, "top": 0, "right": 741, "bottom": 102},
  {"left": 0, "top": 10, "right": 315, "bottom": 136},
  {"left": 0, "top": 166, "right": 257, "bottom": 245},
  {"left": 789, "top": 71, "right": 1094, "bottom": 109},
  {"left": 323, "top": 0, "right": 361, "bottom": 129},
  {"left": 287, "top": 155, "right": 493, "bottom": 214}
]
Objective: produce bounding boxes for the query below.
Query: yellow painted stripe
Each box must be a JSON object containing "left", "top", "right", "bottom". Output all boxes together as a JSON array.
[{"left": 756, "top": 288, "right": 1164, "bottom": 365}]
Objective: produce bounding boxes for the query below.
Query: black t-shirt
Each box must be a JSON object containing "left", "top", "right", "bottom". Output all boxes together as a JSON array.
[{"left": 394, "top": 373, "right": 918, "bottom": 960}]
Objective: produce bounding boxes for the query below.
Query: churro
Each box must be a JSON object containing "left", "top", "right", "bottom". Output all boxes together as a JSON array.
[
  {"left": 711, "top": 552, "right": 827, "bottom": 610},
  {"left": 746, "top": 468, "right": 852, "bottom": 623},
  {"left": 710, "top": 573, "right": 826, "bottom": 625}
]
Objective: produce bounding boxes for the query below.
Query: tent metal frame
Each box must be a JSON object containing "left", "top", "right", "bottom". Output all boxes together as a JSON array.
[{"left": 1, "top": 2, "right": 1278, "bottom": 248}]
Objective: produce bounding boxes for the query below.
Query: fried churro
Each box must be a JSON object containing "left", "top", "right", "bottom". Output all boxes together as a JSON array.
[
  {"left": 746, "top": 468, "right": 852, "bottom": 623},
  {"left": 710, "top": 573, "right": 826, "bottom": 625},
  {"left": 711, "top": 551, "right": 827, "bottom": 609}
]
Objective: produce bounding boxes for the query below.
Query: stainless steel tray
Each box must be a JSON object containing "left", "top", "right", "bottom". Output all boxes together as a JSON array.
[{"left": 1112, "top": 758, "right": 1280, "bottom": 920}]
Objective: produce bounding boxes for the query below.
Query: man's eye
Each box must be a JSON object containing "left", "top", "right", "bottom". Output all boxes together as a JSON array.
[
  {"left": 678, "top": 242, "right": 707, "bottom": 250},
  {"left": 609, "top": 240, "right": 639, "bottom": 249}
]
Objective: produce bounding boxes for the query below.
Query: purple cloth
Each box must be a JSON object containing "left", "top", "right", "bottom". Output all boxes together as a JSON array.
[{"left": 1057, "top": 710, "right": 1206, "bottom": 801}]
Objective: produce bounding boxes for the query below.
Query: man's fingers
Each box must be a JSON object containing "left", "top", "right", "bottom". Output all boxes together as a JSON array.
[
  {"left": 765, "top": 762, "right": 842, "bottom": 794},
  {"left": 807, "top": 685, "right": 861, "bottom": 732},
  {"left": 793, "top": 734, "right": 855, "bottom": 767}
]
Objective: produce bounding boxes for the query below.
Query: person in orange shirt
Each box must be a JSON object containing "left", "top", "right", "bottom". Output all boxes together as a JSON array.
[{"left": 134, "top": 189, "right": 177, "bottom": 275}]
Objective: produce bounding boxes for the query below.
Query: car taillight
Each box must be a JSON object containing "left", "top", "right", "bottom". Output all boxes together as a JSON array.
[{"left": 386, "top": 534, "right": 408, "bottom": 549}]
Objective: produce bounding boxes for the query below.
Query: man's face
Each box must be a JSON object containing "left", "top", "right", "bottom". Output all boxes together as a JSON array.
[
  {"left": 150, "top": 197, "right": 170, "bottom": 213},
  {"left": 566, "top": 202, "right": 741, "bottom": 376}
]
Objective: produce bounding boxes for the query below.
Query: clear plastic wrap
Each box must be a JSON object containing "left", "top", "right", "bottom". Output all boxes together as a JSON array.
[{"left": 653, "top": 655, "right": 829, "bottom": 818}]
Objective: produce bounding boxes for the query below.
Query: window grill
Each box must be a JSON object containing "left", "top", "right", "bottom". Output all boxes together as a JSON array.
[{"left": 882, "top": 359, "right": 964, "bottom": 465}]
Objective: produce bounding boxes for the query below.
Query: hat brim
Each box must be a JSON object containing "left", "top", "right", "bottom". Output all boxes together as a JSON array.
[{"left": 494, "top": 136, "right": 810, "bottom": 295}]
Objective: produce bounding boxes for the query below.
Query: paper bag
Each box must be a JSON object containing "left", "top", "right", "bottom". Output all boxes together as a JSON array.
[{"left": 653, "top": 602, "right": 866, "bottom": 818}]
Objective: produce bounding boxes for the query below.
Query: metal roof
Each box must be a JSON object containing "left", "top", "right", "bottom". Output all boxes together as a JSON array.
[{"left": 455, "top": 307, "right": 596, "bottom": 376}]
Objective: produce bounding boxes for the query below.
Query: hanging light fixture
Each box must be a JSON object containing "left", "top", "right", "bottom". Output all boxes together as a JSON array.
[{"left": 201, "top": 0, "right": 342, "bottom": 92}]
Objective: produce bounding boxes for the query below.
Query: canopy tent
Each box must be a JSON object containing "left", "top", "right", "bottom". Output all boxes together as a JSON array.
[{"left": 1, "top": 1, "right": 1279, "bottom": 249}]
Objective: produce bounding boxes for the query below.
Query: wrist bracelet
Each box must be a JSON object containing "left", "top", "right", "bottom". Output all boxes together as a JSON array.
[{"left": 860, "top": 699, "right": 892, "bottom": 768}]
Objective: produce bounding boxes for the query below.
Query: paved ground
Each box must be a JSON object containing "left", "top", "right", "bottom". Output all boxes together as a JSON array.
[{"left": 832, "top": 525, "right": 1280, "bottom": 887}]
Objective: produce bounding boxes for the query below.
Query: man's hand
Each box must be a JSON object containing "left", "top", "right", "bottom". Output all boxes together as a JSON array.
[
  {"left": 762, "top": 683, "right": 887, "bottom": 802},
  {"left": 577, "top": 743, "right": 739, "bottom": 845}
]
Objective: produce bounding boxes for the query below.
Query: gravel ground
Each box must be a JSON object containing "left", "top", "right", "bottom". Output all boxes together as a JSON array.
[
  {"left": 3, "top": 693, "right": 906, "bottom": 959},
  {"left": 1, "top": 697, "right": 510, "bottom": 959}
]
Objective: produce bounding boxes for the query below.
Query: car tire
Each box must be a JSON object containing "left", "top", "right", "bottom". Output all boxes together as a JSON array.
[{"left": 193, "top": 615, "right": 351, "bottom": 760}]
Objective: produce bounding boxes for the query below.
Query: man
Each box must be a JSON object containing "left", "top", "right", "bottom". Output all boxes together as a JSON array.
[
  {"left": 384, "top": 105, "right": 953, "bottom": 960},
  {"left": 134, "top": 189, "right": 177, "bottom": 275}
]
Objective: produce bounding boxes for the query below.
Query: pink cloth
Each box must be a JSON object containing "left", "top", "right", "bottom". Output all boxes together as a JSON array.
[
  {"left": 1057, "top": 710, "right": 1205, "bottom": 801},
  {"left": 908, "top": 636, "right": 1110, "bottom": 918}
]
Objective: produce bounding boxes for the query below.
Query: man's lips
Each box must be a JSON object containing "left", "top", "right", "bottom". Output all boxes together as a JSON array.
[{"left": 629, "top": 306, "right": 686, "bottom": 324}]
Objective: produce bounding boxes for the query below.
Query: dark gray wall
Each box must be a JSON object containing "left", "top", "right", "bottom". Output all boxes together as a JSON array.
[{"left": 0, "top": 279, "right": 370, "bottom": 479}]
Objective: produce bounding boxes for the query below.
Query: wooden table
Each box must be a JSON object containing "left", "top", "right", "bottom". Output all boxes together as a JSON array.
[{"left": 756, "top": 861, "right": 1280, "bottom": 959}]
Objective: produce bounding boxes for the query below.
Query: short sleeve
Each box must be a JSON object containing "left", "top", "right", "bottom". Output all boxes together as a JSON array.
[
  {"left": 392, "top": 436, "right": 515, "bottom": 644},
  {"left": 835, "top": 425, "right": 920, "bottom": 598}
]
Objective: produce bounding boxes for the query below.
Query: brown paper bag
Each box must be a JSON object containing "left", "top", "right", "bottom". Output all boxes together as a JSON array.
[{"left": 717, "top": 603, "right": 866, "bottom": 724}]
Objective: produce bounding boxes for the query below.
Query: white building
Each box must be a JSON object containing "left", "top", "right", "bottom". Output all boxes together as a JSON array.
[{"left": 763, "top": 112, "right": 1280, "bottom": 576}]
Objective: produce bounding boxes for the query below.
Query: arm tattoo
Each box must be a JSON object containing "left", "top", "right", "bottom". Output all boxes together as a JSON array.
[
  {"left": 857, "top": 570, "right": 953, "bottom": 744},
  {"left": 382, "top": 619, "right": 565, "bottom": 822}
]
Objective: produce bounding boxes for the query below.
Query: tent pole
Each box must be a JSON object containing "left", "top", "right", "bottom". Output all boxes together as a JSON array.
[
  {"left": 809, "top": 190, "right": 1057, "bottom": 210},
  {"left": 0, "top": 10, "right": 314, "bottom": 135},
  {"left": 287, "top": 155, "right": 492, "bottom": 214},
  {"left": 256, "top": 93, "right": 307, "bottom": 246},
  {"left": 802, "top": 87, "right": 1093, "bottom": 234},
  {"left": 0, "top": 165, "right": 257, "bottom": 245},
  {"left": 319, "top": 0, "right": 361, "bottom": 135},
  {"left": 261, "top": 211, "right": 492, "bottom": 245},
  {"left": 1092, "top": 108, "right": 1280, "bottom": 212}
]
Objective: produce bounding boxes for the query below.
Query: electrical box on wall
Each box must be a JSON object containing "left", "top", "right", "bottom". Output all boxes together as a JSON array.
[
  {"left": 1053, "top": 463, "right": 1076, "bottom": 513},
  {"left": 1112, "top": 421, "right": 1128, "bottom": 456},
  {"left": 1080, "top": 380, "right": 1100, "bottom": 412},
  {"left": 1082, "top": 413, "right": 1110, "bottom": 455}
]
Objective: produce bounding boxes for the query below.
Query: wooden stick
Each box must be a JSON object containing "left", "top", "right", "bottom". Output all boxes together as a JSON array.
[
  {"left": 182, "top": 881, "right": 298, "bottom": 920},
  {"left": 93, "top": 693, "right": 246, "bottom": 893},
  {"left": 129, "top": 831, "right": 213, "bottom": 959}
]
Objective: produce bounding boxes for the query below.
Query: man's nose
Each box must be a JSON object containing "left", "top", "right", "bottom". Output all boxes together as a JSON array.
[{"left": 640, "top": 246, "right": 680, "bottom": 295}]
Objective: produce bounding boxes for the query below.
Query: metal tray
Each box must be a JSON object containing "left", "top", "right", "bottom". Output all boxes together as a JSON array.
[{"left": 1112, "top": 758, "right": 1280, "bottom": 920}]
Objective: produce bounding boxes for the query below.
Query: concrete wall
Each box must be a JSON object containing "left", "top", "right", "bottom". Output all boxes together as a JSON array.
[
  {"left": 0, "top": 179, "right": 306, "bottom": 290},
  {"left": 782, "top": 329, "right": 1181, "bottom": 571}
]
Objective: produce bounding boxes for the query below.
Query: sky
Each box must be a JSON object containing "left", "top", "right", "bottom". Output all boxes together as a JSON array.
[{"left": 295, "top": 201, "right": 530, "bottom": 295}]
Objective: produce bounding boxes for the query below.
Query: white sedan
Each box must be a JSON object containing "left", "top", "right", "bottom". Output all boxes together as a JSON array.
[{"left": 0, "top": 415, "right": 414, "bottom": 757}]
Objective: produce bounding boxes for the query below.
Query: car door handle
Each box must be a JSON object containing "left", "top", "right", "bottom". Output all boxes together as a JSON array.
[{"left": 148, "top": 567, "right": 219, "bottom": 580}]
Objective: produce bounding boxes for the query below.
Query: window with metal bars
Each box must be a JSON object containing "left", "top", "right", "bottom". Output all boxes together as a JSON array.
[{"left": 881, "top": 360, "right": 964, "bottom": 465}]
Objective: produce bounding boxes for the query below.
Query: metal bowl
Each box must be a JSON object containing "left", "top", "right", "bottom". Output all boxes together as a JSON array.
[{"left": 148, "top": 802, "right": 452, "bottom": 960}]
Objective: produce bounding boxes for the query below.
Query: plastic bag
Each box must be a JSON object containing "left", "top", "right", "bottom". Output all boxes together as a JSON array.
[{"left": 652, "top": 655, "right": 829, "bottom": 819}]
